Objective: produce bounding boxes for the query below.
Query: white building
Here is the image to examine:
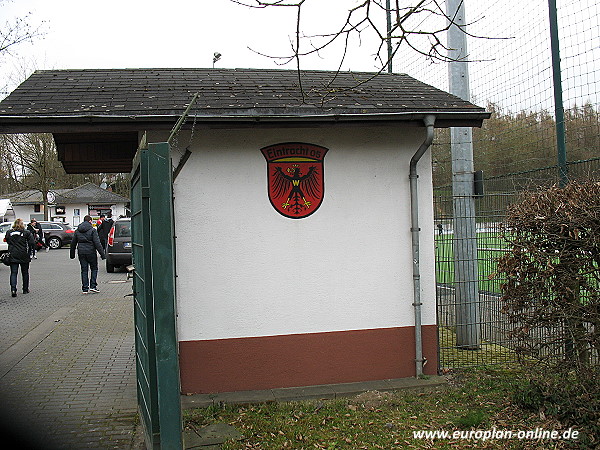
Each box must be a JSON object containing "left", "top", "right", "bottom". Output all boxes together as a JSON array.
[
  {"left": 5, "top": 183, "right": 128, "bottom": 226},
  {"left": 0, "top": 68, "right": 488, "bottom": 395},
  {"left": 164, "top": 125, "right": 440, "bottom": 393}
]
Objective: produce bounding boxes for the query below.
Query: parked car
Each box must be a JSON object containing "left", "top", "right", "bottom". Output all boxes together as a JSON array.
[
  {"left": 37, "top": 221, "right": 74, "bottom": 249},
  {"left": 0, "top": 221, "right": 11, "bottom": 254},
  {"left": 106, "top": 218, "right": 132, "bottom": 273}
]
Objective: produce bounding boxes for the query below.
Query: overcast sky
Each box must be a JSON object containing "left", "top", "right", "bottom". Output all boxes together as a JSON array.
[
  {"left": 2, "top": 0, "right": 599, "bottom": 112},
  {"left": 1, "top": 0, "right": 391, "bottom": 91}
]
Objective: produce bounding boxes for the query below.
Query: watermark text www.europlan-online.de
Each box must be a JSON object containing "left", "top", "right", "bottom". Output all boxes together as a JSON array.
[{"left": 413, "top": 427, "right": 579, "bottom": 441}]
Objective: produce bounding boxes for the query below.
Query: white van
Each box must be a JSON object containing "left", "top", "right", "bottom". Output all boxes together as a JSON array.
[
  {"left": 0, "top": 221, "right": 12, "bottom": 254},
  {"left": 0, "top": 199, "right": 15, "bottom": 223}
]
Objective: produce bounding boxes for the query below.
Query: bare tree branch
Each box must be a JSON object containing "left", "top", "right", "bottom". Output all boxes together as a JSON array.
[
  {"left": 231, "top": 0, "right": 514, "bottom": 107},
  {"left": 234, "top": 0, "right": 502, "bottom": 80},
  {"left": 0, "top": 3, "right": 46, "bottom": 57}
]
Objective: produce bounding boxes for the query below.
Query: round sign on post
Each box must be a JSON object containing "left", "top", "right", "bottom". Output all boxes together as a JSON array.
[{"left": 46, "top": 191, "right": 55, "bottom": 203}]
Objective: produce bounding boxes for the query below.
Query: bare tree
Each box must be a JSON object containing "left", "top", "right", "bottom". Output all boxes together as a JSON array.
[
  {"left": 232, "top": 1, "right": 478, "bottom": 72},
  {"left": 0, "top": 133, "right": 131, "bottom": 214},
  {"left": 1, "top": 134, "right": 62, "bottom": 219},
  {"left": 0, "top": 1, "right": 44, "bottom": 54},
  {"left": 230, "top": 0, "right": 486, "bottom": 104},
  {"left": 0, "top": 5, "right": 130, "bottom": 207},
  {"left": 0, "top": 0, "right": 46, "bottom": 95}
]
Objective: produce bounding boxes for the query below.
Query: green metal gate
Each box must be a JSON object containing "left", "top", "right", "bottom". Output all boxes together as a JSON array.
[{"left": 131, "top": 141, "right": 182, "bottom": 449}]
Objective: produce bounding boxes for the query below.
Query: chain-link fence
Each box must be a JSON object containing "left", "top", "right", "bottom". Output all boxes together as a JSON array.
[{"left": 403, "top": 1, "right": 600, "bottom": 371}]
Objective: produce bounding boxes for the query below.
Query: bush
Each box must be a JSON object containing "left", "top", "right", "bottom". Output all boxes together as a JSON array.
[{"left": 497, "top": 181, "right": 600, "bottom": 446}]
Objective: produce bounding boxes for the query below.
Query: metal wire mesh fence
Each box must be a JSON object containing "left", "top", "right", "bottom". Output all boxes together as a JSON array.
[
  {"left": 409, "top": 1, "right": 600, "bottom": 371},
  {"left": 435, "top": 158, "right": 600, "bottom": 371},
  {"left": 435, "top": 181, "right": 518, "bottom": 370}
]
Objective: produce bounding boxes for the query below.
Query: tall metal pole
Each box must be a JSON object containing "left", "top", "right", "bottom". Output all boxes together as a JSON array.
[
  {"left": 386, "top": 0, "right": 393, "bottom": 73},
  {"left": 446, "top": 0, "right": 480, "bottom": 349},
  {"left": 548, "top": 0, "right": 568, "bottom": 187}
]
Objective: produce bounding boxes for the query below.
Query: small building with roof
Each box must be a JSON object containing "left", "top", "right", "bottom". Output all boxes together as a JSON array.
[
  {"left": 0, "top": 68, "right": 488, "bottom": 400},
  {"left": 5, "top": 182, "right": 129, "bottom": 225}
]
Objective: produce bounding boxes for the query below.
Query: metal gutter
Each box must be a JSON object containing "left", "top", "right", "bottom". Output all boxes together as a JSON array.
[
  {"left": 0, "top": 110, "right": 488, "bottom": 123},
  {"left": 0, "top": 111, "right": 487, "bottom": 134},
  {"left": 409, "top": 114, "right": 436, "bottom": 378}
]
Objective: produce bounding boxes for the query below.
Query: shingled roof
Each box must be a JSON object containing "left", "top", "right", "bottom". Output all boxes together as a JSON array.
[
  {"left": 0, "top": 68, "right": 489, "bottom": 173},
  {"left": 0, "top": 68, "right": 487, "bottom": 129},
  {"left": 6, "top": 183, "right": 129, "bottom": 205}
]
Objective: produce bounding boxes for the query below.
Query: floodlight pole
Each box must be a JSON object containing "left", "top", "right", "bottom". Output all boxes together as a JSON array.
[
  {"left": 386, "top": 0, "right": 393, "bottom": 73},
  {"left": 446, "top": 0, "right": 480, "bottom": 349}
]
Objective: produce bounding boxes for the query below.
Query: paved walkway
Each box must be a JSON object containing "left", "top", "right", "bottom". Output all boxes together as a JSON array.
[
  {"left": 0, "top": 248, "right": 140, "bottom": 449},
  {"left": 0, "top": 247, "right": 448, "bottom": 449}
]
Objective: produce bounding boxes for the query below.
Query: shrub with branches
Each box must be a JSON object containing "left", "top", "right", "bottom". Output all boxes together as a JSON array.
[{"left": 497, "top": 181, "right": 600, "bottom": 446}]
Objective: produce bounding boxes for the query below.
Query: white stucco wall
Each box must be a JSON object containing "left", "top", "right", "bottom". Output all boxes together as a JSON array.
[
  {"left": 165, "top": 125, "right": 437, "bottom": 342},
  {"left": 12, "top": 205, "right": 35, "bottom": 222}
]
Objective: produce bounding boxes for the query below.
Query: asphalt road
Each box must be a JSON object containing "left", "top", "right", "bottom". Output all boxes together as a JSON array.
[{"left": 0, "top": 247, "right": 141, "bottom": 449}]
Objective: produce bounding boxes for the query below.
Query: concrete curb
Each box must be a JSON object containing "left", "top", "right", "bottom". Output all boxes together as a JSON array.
[{"left": 181, "top": 375, "right": 447, "bottom": 409}]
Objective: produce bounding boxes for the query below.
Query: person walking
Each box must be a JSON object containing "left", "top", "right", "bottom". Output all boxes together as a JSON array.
[
  {"left": 70, "top": 215, "right": 106, "bottom": 294},
  {"left": 26, "top": 219, "right": 40, "bottom": 259},
  {"left": 5, "top": 218, "right": 35, "bottom": 297},
  {"left": 96, "top": 213, "right": 114, "bottom": 250},
  {"left": 34, "top": 220, "right": 50, "bottom": 253}
]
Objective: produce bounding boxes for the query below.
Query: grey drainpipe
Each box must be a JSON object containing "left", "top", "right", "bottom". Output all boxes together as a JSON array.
[{"left": 409, "top": 114, "right": 436, "bottom": 377}]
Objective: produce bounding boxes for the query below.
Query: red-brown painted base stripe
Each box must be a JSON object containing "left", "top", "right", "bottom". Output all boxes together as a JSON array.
[{"left": 179, "top": 326, "right": 437, "bottom": 394}]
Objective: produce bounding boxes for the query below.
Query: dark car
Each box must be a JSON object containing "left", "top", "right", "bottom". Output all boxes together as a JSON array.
[
  {"left": 106, "top": 218, "right": 132, "bottom": 272},
  {"left": 38, "top": 221, "right": 74, "bottom": 249}
]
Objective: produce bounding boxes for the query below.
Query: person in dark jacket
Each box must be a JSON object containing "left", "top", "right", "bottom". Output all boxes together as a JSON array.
[
  {"left": 5, "top": 218, "right": 35, "bottom": 297},
  {"left": 26, "top": 218, "right": 47, "bottom": 258},
  {"left": 34, "top": 219, "right": 49, "bottom": 252},
  {"left": 70, "top": 215, "right": 106, "bottom": 294},
  {"left": 96, "top": 213, "right": 114, "bottom": 250},
  {"left": 26, "top": 219, "right": 39, "bottom": 259}
]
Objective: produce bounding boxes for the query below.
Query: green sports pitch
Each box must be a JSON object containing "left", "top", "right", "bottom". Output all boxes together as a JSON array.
[{"left": 435, "top": 230, "right": 508, "bottom": 294}]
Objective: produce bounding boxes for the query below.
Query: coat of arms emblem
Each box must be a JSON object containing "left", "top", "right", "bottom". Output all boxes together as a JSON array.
[{"left": 261, "top": 143, "right": 328, "bottom": 219}]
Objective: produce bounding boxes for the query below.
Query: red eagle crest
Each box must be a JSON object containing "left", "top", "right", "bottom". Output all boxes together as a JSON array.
[{"left": 261, "top": 143, "right": 328, "bottom": 219}]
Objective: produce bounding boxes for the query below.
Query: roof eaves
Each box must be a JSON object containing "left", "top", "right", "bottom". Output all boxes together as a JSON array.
[{"left": 0, "top": 109, "right": 490, "bottom": 124}]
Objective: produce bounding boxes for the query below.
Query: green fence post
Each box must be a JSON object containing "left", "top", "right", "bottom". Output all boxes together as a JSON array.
[
  {"left": 548, "top": 0, "right": 568, "bottom": 187},
  {"left": 147, "top": 142, "right": 182, "bottom": 449}
]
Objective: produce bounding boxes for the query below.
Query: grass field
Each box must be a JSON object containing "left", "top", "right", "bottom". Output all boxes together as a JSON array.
[{"left": 435, "top": 231, "right": 508, "bottom": 294}]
